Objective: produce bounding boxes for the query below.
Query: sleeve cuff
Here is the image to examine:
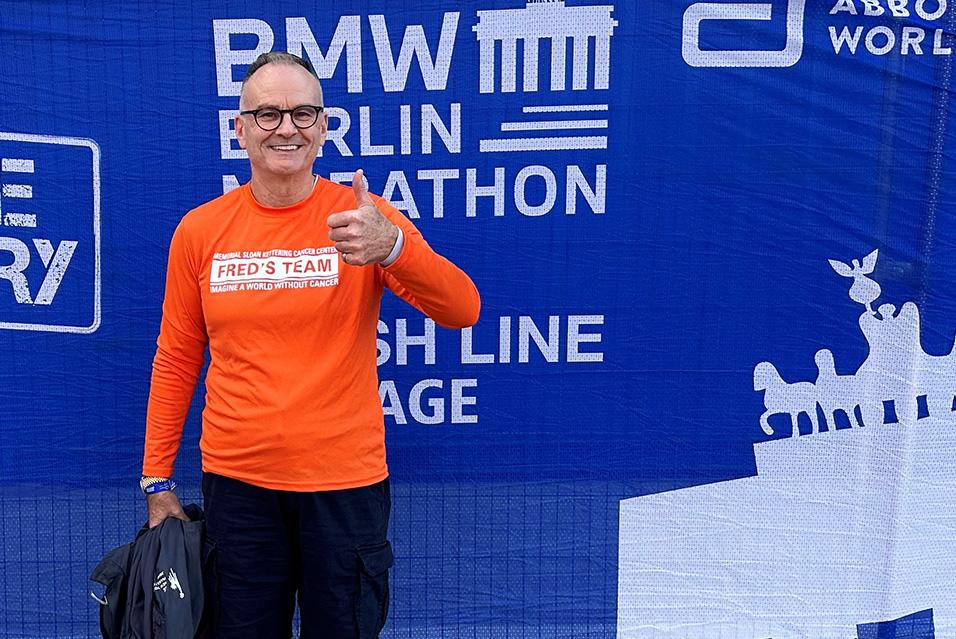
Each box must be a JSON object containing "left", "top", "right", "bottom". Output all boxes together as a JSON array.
[{"left": 380, "top": 227, "right": 404, "bottom": 267}]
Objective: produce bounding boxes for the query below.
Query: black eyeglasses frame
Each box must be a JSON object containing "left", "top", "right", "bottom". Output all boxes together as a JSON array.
[{"left": 239, "top": 105, "right": 325, "bottom": 131}]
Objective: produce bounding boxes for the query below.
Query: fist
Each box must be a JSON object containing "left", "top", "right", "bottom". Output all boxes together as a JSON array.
[{"left": 327, "top": 170, "right": 399, "bottom": 266}]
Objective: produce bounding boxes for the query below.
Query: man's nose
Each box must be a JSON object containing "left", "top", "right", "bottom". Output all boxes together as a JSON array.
[{"left": 275, "top": 112, "right": 298, "bottom": 136}]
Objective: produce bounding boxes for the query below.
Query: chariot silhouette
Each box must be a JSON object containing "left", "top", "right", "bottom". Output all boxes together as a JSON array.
[{"left": 754, "top": 249, "right": 956, "bottom": 437}]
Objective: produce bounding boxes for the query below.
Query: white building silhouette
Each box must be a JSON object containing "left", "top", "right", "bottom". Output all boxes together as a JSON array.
[
  {"left": 617, "top": 251, "right": 956, "bottom": 638},
  {"left": 473, "top": 0, "right": 618, "bottom": 94},
  {"left": 618, "top": 421, "right": 955, "bottom": 638}
]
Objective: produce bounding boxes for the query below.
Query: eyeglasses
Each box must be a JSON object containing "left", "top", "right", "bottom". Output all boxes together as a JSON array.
[{"left": 239, "top": 105, "right": 325, "bottom": 131}]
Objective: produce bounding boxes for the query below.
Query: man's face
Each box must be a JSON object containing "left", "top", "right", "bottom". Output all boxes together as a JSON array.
[{"left": 235, "top": 64, "right": 328, "bottom": 180}]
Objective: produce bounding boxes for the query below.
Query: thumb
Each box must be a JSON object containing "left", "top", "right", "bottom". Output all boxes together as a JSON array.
[{"left": 352, "top": 169, "right": 374, "bottom": 207}]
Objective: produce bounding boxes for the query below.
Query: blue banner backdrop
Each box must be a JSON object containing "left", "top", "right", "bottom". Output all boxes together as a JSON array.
[{"left": 1, "top": 1, "right": 954, "bottom": 637}]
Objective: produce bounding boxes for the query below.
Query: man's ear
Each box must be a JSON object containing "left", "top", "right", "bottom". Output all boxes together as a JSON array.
[
  {"left": 235, "top": 115, "right": 247, "bottom": 149},
  {"left": 316, "top": 112, "right": 329, "bottom": 147}
]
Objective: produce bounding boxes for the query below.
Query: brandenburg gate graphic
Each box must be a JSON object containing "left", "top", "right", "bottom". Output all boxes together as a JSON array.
[{"left": 473, "top": 0, "right": 618, "bottom": 94}]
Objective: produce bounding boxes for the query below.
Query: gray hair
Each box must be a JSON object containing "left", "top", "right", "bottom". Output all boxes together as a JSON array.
[{"left": 240, "top": 52, "right": 323, "bottom": 107}]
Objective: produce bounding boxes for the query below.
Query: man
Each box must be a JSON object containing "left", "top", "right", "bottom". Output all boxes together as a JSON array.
[{"left": 141, "top": 52, "right": 480, "bottom": 638}]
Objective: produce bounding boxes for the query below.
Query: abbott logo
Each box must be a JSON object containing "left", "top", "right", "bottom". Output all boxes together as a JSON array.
[
  {"left": 0, "top": 133, "right": 101, "bottom": 333},
  {"left": 682, "top": 0, "right": 806, "bottom": 67}
]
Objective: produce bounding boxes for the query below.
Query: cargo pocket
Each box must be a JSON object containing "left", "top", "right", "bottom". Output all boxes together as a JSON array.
[{"left": 355, "top": 540, "right": 394, "bottom": 639}]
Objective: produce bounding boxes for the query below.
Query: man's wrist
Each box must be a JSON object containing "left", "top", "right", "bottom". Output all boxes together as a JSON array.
[
  {"left": 140, "top": 476, "right": 177, "bottom": 495},
  {"left": 380, "top": 226, "right": 404, "bottom": 266}
]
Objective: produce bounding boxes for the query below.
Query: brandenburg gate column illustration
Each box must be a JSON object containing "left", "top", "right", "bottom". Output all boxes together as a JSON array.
[{"left": 474, "top": 0, "right": 618, "bottom": 94}]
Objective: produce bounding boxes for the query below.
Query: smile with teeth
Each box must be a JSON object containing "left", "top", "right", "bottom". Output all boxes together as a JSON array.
[{"left": 270, "top": 144, "right": 302, "bottom": 151}]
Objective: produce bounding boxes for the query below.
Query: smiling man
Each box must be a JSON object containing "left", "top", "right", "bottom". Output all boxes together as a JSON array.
[{"left": 140, "top": 52, "right": 480, "bottom": 638}]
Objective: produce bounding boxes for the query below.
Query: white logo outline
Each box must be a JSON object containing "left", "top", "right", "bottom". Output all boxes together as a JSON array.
[
  {"left": 0, "top": 132, "right": 101, "bottom": 334},
  {"left": 682, "top": 0, "right": 806, "bottom": 68},
  {"left": 473, "top": 1, "right": 618, "bottom": 153}
]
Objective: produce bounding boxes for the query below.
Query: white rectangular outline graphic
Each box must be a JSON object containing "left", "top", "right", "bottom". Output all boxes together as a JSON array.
[{"left": 0, "top": 132, "right": 101, "bottom": 334}]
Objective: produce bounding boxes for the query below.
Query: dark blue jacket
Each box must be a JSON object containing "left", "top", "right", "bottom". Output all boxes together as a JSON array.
[{"left": 90, "top": 504, "right": 207, "bottom": 639}]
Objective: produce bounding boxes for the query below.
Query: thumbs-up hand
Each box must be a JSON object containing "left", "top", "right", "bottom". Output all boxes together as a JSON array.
[{"left": 327, "top": 170, "right": 399, "bottom": 266}]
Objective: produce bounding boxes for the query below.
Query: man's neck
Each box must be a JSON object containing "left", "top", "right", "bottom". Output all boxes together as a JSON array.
[{"left": 249, "top": 172, "right": 316, "bottom": 208}]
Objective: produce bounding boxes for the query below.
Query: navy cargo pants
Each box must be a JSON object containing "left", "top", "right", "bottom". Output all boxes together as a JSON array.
[{"left": 201, "top": 472, "right": 393, "bottom": 638}]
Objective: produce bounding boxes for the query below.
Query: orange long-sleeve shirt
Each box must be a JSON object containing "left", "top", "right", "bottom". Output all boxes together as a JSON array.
[{"left": 142, "top": 178, "right": 480, "bottom": 490}]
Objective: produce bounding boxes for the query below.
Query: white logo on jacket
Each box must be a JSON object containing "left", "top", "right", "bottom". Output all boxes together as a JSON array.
[{"left": 153, "top": 567, "right": 186, "bottom": 600}]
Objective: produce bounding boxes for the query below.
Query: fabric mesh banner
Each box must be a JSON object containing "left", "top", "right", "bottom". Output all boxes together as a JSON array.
[{"left": 1, "top": 1, "right": 954, "bottom": 637}]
